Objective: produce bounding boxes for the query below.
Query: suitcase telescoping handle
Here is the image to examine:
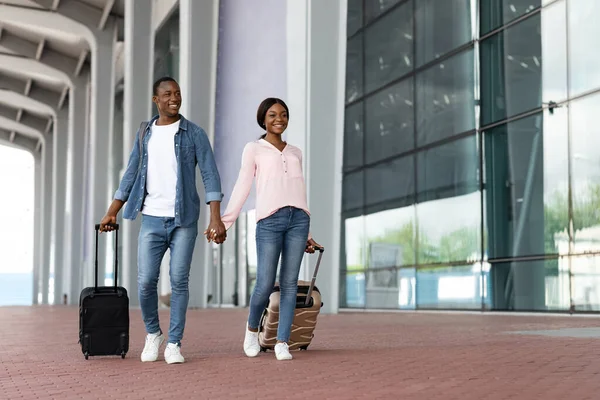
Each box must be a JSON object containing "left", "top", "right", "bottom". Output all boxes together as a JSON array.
[
  {"left": 94, "top": 223, "right": 119, "bottom": 291},
  {"left": 305, "top": 246, "right": 324, "bottom": 305}
]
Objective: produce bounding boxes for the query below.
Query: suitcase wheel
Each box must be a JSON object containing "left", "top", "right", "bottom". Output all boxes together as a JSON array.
[
  {"left": 121, "top": 351, "right": 126, "bottom": 359},
  {"left": 84, "top": 352, "right": 89, "bottom": 360},
  {"left": 300, "top": 345, "right": 309, "bottom": 351},
  {"left": 260, "top": 346, "right": 268, "bottom": 353}
]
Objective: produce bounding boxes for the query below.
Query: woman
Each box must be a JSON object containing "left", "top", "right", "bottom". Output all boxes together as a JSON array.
[{"left": 212, "top": 98, "right": 321, "bottom": 361}]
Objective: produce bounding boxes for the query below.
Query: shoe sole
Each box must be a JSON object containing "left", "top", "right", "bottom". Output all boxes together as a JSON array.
[
  {"left": 244, "top": 349, "right": 260, "bottom": 358},
  {"left": 165, "top": 359, "right": 185, "bottom": 364}
]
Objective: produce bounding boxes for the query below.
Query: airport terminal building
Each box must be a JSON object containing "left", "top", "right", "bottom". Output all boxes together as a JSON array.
[{"left": 2, "top": 0, "right": 600, "bottom": 314}]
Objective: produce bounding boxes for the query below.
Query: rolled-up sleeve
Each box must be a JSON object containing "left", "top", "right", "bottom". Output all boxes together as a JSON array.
[{"left": 194, "top": 126, "right": 224, "bottom": 204}]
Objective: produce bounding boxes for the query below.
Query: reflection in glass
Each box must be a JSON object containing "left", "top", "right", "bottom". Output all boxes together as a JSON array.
[
  {"left": 480, "top": 14, "right": 542, "bottom": 126},
  {"left": 343, "top": 216, "right": 366, "bottom": 272},
  {"left": 415, "top": 0, "right": 472, "bottom": 67},
  {"left": 484, "top": 111, "right": 569, "bottom": 261},
  {"left": 347, "top": 0, "right": 363, "bottom": 37},
  {"left": 364, "top": 1, "right": 413, "bottom": 92},
  {"left": 342, "top": 171, "right": 364, "bottom": 212},
  {"left": 344, "top": 271, "right": 366, "bottom": 308},
  {"left": 417, "top": 193, "right": 481, "bottom": 264},
  {"left": 365, "top": 207, "right": 416, "bottom": 267},
  {"left": 365, "top": 156, "right": 414, "bottom": 210},
  {"left": 568, "top": 0, "right": 600, "bottom": 96},
  {"left": 365, "top": 0, "right": 403, "bottom": 24},
  {"left": 417, "top": 134, "right": 479, "bottom": 203},
  {"left": 416, "top": 50, "right": 476, "bottom": 146},
  {"left": 346, "top": 34, "right": 363, "bottom": 103},
  {"left": 343, "top": 102, "right": 364, "bottom": 171},
  {"left": 540, "top": 1, "right": 567, "bottom": 103},
  {"left": 416, "top": 264, "right": 487, "bottom": 309},
  {"left": 480, "top": 0, "right": 541, "bottom": 34},
  {"left": 364, "top": 78, "right": 414, "bottom": 163},
  {"left": 570, "top": 94, "right": 600, "bottom": 254},
  {"left": 571, "top": 255, "right": 600, "bottom": 311},
  {"left": 490, "top": 258, "right": 569, "bottom": 311},
  {"left": 366, "top": 268, "right": 400, "bottom": 309}
]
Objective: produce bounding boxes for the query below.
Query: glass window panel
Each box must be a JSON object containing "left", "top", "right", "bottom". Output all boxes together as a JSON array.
[
  {"left": 540, "top": 1, "right": 567, "bottom": 103},
  {"left": 417, "top": 193, "right": 482, "bottom": 264},
  {"left": 345, "top": 34, "right": 363, "bottom": 103},
  {"left": 347, "top": 0, "right": 363, "bottom": 37},
  {"left": 365, "top": 156, "right": 414, "bottom": 207},
  {"left": 365, "top": 78, "right": 414, "bottom": 163},
  {"left": 343, "top": 215, "right": 366, "bottom": 272},
  {"left": 364, "top": 1, "right": 413, "bottom": 93},
  {"left": 342, "top": 271, "right": 366, "bottom": 308},
  {"left": 568, "top": 0, "right": 600, "bottom": 96},
  {"left": 480, "top": 0, "right": 541, "bottom": 34},
  {"left": 571, "top": 255, "right": 600, "bottom": 311},
  {"left": 415, "top": 0, "right": 472, "bottom": 67},
  {"left": 417, "top": 135, "right": 479, "bottom": 202},
  {"left": 365, "top": 207, "right": 416, "bottom": 267},
  {"left": 365, "top": 0, "right": 403, "bottom": 23},
  {"left": 484, "top": 109, "right": 569, "bottom": 260},
  {"left": 480, "top": 14, "right": 542, "bottom": 126},
  {"left": 490, "top": 258, "right": 568, "bottom": 311},
  {"left": 342, "top": 171, "right": 364, "bottom": 211},
  {"left": 416, "top": 265, "right": 485, "bottom": 309},
  {"left": 366, "top": 268, "right": 400, "bottom": 309},
  {"left": 416, "top": 50, "right": 476, "bottom": 146},
  {"left": 343, "top": 103, "right": 364, "bottom": 170},
  {"left": 570, "top": 94, "right": 600, "bottom": 253}
]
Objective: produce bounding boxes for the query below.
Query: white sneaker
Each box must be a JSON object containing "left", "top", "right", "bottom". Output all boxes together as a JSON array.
[
  {"left": 275, "top": 342, "right": 293, "bottom": 361},
  {"left": 243, "top": 325, "right": 260, "bottom": 357},
  {"left": 164, "top": 343, "right": 185, "bottom": 364},
  {"left": 140, "top": 332, "right": 164, "bottom": 362}
]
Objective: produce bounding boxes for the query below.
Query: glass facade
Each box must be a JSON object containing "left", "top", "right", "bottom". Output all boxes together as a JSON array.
[{"left": 341, "top": 0, "right": 600, "bottom": 312}]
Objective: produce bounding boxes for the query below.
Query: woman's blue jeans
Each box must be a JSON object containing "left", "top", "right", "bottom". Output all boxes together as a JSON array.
[{"left": 247, "top": 207, "right": 310, "bottom": 342}]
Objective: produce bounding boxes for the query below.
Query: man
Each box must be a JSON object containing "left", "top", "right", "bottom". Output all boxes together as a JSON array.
[{"left": 100, "top": 76, "right": 226, "bottom": 364}]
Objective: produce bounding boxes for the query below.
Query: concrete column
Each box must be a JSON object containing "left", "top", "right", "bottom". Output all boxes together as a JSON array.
[
  {"left": 41, "top": 134, "right": 53, "bottom": 304},
  {"left": 51, "top": 109, "right": 69, "bottom": 305},
  {"left": 86, "top": 30, "right": 116, "bottom": 288},
  {"left": 123, "top": 0, "right": 154, "bottom": 306},
  {"left": 304, "top": 0, "right": 346, "bottom": 314},
  {"left": 64, "top": 83, "right": 89, "bottom": 304},
  {"left": 179, "top": 0, "right": 220, "bottom": 308},
  {"left": 33, "top": 155, "right": 42, "bottom": 305}
]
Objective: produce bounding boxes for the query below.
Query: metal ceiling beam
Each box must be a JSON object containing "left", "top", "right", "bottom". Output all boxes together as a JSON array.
[
  {"left": 0, "top": 30, "right": 83, "bottom": 77},
  {"left": 0, "top": 127, "right": 39, "bottom": 154},
  {"left": 99, "top": 0, "right": 116, "bottom": 30},
  {"left": 31, "top": 0, "right": 119, "bottom": 32},
  {"left": 0, "top": 103, "right": 51, "bottom": 133},
  {"left": 0, "top": 72, "right": 63, "bottom": 110}
]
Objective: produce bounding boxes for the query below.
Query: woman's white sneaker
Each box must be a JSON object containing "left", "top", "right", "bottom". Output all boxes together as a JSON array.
[
  {"left": 164, "top": 343, "right": 185, "bottom": 364},
  {"left": 243, "top": 325, "right": 260, "bottom": 357},
  {"left": 140, "top": 332, "right": 164, "bottom": 362},
  {"left": 275, "top": 342, "right": 293, "bottom": 361}
]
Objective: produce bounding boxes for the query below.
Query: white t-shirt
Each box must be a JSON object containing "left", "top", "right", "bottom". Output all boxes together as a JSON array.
[{"left": 142, "top": 120, "right": 180, "bottom": 217}]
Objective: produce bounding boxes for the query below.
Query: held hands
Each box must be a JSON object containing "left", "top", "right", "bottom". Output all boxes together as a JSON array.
[
  {"left": 204, "top": 218, "right": 227, "bottom": 244},
  {"left": 99, "top": 214, "right": 117, "bottom": 233},
  {"left": 305, "top": 238, "right": 323, "bottom": 254}
]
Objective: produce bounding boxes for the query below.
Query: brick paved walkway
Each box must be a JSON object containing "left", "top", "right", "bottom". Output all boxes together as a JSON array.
[{"left": 1, "top": 307, "right": 600, "bottom": 399}]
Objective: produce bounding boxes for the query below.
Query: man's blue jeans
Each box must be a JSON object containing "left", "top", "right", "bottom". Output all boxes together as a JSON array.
[
  {"left": 138, "top": 215, "right": 198, "bottom": 345},
  {"left": 248, "top": 207, "right": 310, "bottom": 342}
]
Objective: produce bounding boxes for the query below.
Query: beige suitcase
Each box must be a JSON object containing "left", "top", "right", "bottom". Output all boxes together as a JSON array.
[{"left": 258, "top": 247, "right": 324, "bottom": 351}]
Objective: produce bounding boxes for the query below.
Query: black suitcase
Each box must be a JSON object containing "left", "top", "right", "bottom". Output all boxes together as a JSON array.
[{"left": 79, "top": 223, "right": 129, "bottom": 360}]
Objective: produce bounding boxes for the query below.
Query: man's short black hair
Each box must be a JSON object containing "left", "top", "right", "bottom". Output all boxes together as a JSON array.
[{"left": 153, "top": 76, "right": 178, "bottom": 95}]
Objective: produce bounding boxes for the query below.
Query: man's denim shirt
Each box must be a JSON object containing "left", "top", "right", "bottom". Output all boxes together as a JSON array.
[{"left": 114, "top": 115, "right": 223, "bottom": 227}]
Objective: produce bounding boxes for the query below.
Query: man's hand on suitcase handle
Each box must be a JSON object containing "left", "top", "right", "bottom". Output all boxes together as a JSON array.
[
  {"left": 99, "top": 214, "right": 118, "bottom": 233},
  {"left": 305, "top": 238, "right": 324, "bottom": 254}
]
